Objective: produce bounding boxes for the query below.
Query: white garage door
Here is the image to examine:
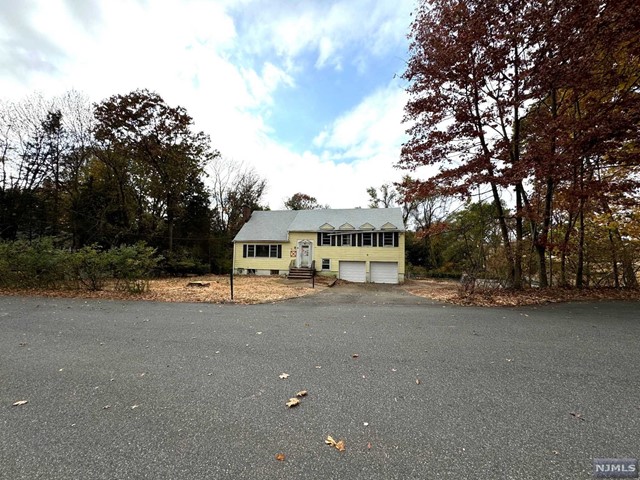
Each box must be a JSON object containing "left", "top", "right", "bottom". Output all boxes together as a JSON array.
[
  {"left": 370, "top": 262, "right": 398, "bottom": 284},
  {"left": 339, "top": 261, "right": 366, "bottom": 283}
]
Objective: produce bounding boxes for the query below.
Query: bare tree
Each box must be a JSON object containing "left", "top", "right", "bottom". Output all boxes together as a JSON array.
[{"left": 208, "top": 157, "right": 267, "bottom": 236}]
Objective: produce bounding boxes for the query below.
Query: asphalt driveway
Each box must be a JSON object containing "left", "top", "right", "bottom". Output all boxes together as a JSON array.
[{"left": 1, "top": 286, "right": 638, "bottom": 479}]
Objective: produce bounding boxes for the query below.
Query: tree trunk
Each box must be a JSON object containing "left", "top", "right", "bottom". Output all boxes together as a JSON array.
[
  {"left": 514, "top": 183, "right": 524, "bottom": 289},
  {"left": 491, "top": 181, "right": 516, "bottom": 286},
  {"left": 536, "top": 177, "right": 554, "bottom": 288},
  {"left": 576, "top": 205, "right": 585, "bottom": 288},
  {"left": 608, "top": 230, "right": 620, "bottom": 287},
  {"left": 621, "top": 243, "right": 638, "bottom": 288},
  {"left": 612, "top": 229, "right": 637, "bottom": 288}
]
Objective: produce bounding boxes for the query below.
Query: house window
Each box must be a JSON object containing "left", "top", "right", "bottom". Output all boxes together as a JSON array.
[
  {"left": 382, "top": 232, "right": 395, "bottom": 246},
  {"left": 342, "top": 234, "right": 351, "bottom": 246},
  {"left": 321, "top": 233, "right": 331, "bottom": 245},
  {"left": 242, "top": 244, "right": 282, "bottom": 258},
  {"left": 362, "top": 233, "right": 372, "bottom": 246},
  {"left": 321, "top": 259, "right": 330, "bottom": 270}
]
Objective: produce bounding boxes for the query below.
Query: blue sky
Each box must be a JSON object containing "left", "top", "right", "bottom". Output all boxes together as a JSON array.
[{"left": 0, "top": 0, "right": 418, "bottom": 209}]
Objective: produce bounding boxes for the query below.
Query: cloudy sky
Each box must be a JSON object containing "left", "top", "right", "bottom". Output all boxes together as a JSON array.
[{"left": 0, "top": 0, "right": 418, "bottom": 209}]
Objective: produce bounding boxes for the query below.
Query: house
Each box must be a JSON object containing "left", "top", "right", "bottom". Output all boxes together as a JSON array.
[{"left": 232, "top": 208, "right": 405, "bottom": 284}]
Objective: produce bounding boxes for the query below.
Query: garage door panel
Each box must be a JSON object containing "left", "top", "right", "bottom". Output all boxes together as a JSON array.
[
  {"left": 370, "top": 262, "right": 398, "bottom": 284},
  {"left": 339, "top": 261, "right": 366, "bottom": 283}
]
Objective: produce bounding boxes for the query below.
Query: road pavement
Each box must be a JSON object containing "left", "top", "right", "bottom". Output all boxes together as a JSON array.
[{"left": 1, "top": 286, "right": 638, "bottom": 479}]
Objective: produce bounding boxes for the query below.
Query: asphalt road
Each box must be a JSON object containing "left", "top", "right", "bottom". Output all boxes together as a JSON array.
[{"left": 1, "top": 286, "right": 638, "bottom": 479}]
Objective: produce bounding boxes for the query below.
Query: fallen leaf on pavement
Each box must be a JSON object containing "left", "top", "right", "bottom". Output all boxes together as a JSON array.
[
  {"left": 367, "top": 442, "right": 372, "bottom": 449},
  {"left": 286, "top": 397, "right": 300, "bottom": 408},
  {"left": 296, "top": 390, "right": 308, "bottom": 397},
  {"left": 569, "top": 412, "right": 585, "bottom": 421},
  {"left": 12, "top": 400, "right": 28, "bottom": 407},
  {"left": 103, "top": 405, "right": 111, "bottom": 410},
  {"left": 131, "top": 404, "right": 140, "bottom": 410},
  {"left": 416, "top": 379, "right": 421, "bottom": 385},
  {"left": 352, "top": 353, "right": 359, "bottom": 358},
  {"left": 275, "top": 453, "right": 285, "bottom": 461},
  {"left": 279, "top": 373, "right": 290, "bottom": 379},
  {"left": 325, "top": 435, "right": 346, "bottom": 452}
]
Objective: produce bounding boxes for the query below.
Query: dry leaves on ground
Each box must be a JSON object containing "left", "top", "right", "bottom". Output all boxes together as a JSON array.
[
  {"left": 325, "top": 435, "right": 346, "bottom": 452},
  {"left": 404, "top": 279, "right": 640, "bottom": 306},
  {"left": 0, "top": 275, "right": 329, "bottom": 305},
  {"left": 275, "top": 453, "right": 286, "bottom": 461},
  {"left": 295, "top": 390, "right": 308, "bottom": 397},
  {"left": 285, "top": 397, "right": 300, "bottom": 408},
  {"left": 279, "top": 373, "right": 290, "bottom": 379},
  {"left": 12, "top": 400, "right": 28, "bottom": 407}
]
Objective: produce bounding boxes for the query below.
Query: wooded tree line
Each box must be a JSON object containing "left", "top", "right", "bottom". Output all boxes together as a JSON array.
[
  {"left": 0, "top": 89, "right": 267, "bottom": 274},
  {"left": 399, "top": 0, "right": 640, "bottom": 288}
]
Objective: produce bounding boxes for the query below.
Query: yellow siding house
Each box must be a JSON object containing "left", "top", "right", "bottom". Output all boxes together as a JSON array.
[{"left": 233, "top": 208, "right": 405, "bottom": 284}]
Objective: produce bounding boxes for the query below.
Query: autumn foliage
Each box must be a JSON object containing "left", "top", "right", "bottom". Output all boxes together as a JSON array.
[{"left": 400, "top": 0, "right": 640, "bottom": 288}]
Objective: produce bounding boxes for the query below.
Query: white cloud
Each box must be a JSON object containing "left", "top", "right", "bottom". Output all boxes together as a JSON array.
[
  {"left": 256, "top": 81, "right": 411, "bottom": 209},
  {"left": 314, "top": 81, "right": 407, "bottom": 158},
  {"left": 0, "top": 0, "right": 418, "bottom": 211},
  {"left": 232, "top": 0, "right": 415, "bottom": 71}
]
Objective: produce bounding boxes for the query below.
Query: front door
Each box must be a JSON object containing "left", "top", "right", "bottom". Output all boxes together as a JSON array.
[
  {"left": 297, "top": 240, "right": 313, "bottom": 268},
  {"left": 300, "top": 243, "right": 311, "bottom": 267}
]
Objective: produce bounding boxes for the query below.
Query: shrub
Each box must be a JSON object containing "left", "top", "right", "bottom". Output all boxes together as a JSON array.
[
  {"left": 0, "top": 239, "right": 160, "bottom": 294},
  {"left": 0, "top": 238, "right": 71, "bottom": 289},
  {"left": 109, "top": 243, "right": 160, "bottom": 294},
  {"left": 71, "top": 245, "right": 112, "bottom": 291}
]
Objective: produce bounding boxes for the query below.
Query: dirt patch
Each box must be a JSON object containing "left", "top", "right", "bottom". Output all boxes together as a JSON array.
[
  {"left": 403, "top": 279, "right": 640, "bottom": 306},
  {"left": 0, "top": 275, "right": 330, "bottom": 305}
]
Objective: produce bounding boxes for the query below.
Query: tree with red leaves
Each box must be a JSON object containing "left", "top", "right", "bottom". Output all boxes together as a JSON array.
[{"left": 400, "top": 0, "right": 640, "bottom": 288}]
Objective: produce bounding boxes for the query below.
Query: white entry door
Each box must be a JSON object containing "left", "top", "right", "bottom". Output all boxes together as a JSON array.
[
  {"left": 300, "top": 244, "right": 311, "bottom": 267},
  {"left": 297, "top": 240, "right": 313, "bottom": 268}
]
